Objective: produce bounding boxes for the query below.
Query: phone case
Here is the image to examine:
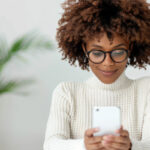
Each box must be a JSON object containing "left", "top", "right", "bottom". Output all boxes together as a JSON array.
[{"left": 92, "top": 106, "right": 121, "bottom": 136}]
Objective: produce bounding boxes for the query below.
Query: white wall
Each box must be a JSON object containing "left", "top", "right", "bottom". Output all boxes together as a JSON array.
[{"left": 0, "top": 1, "right": 150, "bottom": 150}]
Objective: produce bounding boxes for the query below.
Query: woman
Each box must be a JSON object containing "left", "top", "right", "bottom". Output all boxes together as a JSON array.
[{"left": 43, "top": 0, "right": 150, "bottom": 150}]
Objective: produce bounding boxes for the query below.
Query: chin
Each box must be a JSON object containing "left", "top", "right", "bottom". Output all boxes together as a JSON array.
[
  {"left": 100, "top": 78, "right": 116, "bottom": 84},
  {"left": 96, "top": 72, "right": 120, "bottom": 84}
]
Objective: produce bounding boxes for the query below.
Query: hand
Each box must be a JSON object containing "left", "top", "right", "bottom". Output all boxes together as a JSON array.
[
  {"left": 101, "top": 126, "right": 132, "bottom": 150},
  {"left": 84, "top": 127, "right": 106, "bottom": 150}
]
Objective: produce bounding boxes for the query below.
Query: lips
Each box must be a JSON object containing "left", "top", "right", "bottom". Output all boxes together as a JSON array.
[
  {"left": 99, "top": 69, "right": 118, "bottom": 73},
  {"left": 98, "top": 69, "right": 118, "bottom": 76}
]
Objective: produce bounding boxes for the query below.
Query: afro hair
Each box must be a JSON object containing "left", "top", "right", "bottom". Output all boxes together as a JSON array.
[{"left": 56, "top": 0, "right": 150, "bottom": 71}]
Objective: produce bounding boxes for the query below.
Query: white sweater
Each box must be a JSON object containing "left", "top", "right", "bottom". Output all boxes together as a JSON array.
[{"left": 43, "top": 70, "right": 150, "bottom": 150}]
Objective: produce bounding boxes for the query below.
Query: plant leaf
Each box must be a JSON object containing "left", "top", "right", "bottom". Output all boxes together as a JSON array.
[
  {"left": 0, "top": 79, "right": 35, "bottom": 95},
  {"left": 0, "top": 32, "right": 54, "bottom": 72}
]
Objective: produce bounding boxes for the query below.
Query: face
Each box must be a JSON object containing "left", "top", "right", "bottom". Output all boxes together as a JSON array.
[{"left": 82, "top": 32, "right": 129, "bottom": 84}]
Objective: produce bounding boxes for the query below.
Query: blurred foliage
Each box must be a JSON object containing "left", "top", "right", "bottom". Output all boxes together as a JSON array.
[{"left": 0, "top": 32, "right": 54, "bottom": 95}]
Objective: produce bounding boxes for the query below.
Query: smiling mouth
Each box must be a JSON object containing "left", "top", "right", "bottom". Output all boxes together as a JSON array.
[
  {"left": 99, "top": 69, "right": 118, "bottom": 72},
  {"left": 98, "top": 69, "right": 118, "bottom": 76}
]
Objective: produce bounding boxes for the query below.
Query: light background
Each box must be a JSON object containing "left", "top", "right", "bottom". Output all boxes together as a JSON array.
[{"left": 0, "top": 0, "right": 150, "bottom": 150}]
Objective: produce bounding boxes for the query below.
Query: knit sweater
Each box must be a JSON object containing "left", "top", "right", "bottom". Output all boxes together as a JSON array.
[{"left": 43, "top": 70, "right": 150, "bottom": 150}]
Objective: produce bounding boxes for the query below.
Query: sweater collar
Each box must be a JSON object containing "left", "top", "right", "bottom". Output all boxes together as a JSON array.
[{"left": 86, "top": 70, "right": 132, "bottom": 90}]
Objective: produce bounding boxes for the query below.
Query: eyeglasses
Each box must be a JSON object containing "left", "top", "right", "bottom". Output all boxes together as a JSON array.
[{"left": 86, "top": 48, "right": 128, "bottom": 64}]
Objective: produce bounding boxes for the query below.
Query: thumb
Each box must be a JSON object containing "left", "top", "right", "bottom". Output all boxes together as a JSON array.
[
  {"left": 115, "top": 125, "right": 123, "bottom": 133},
  {"left": 120, "top": 125, "right": 123, "bottom": 130}
]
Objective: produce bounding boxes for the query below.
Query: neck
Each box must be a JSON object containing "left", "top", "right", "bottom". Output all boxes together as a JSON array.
[{"left": 86, "top": 70, "right": 132, "bottom": 90}]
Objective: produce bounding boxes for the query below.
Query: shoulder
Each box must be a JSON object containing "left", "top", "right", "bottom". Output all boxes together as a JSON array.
[
  {"left": 134, "top": 76, "right": 150, "bottom": 92},
  {"left": 52, "top": 79, "right": 89, "bottom": 96},
  {"left": 51, "top": 80, "right": 89, "bottom": 108},
  {"left": 134, "top": 76, "right": 150, "bottom": 86},
  {"left": 135, "top": 76, "right": 150, "bottom": 112}
]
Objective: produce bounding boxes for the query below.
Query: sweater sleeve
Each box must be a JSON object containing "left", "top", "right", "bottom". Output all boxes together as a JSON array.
[
  {"left": 43, "top": 82, "right": 86, "bottom": 150},
  {"left": 130, "top": 92, "right": 150, "bottom": 150}
]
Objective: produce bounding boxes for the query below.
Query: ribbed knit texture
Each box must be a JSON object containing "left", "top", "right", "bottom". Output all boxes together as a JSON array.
[{"left": 43, "top": 70, "right": 150, "bottom": 150}]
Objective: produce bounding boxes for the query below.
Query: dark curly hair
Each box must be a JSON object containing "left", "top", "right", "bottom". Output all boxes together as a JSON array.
[{"left": 56, "top": 0, "right": 150, "bottom": 71}]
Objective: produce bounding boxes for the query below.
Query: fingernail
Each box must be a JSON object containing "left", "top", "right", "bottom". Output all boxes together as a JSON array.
[
  {"left": 102, "top": 140, "right": 108, "bottom": 145},
  {"left": 115, "top": 130, "right": 120, "bottom": 133},
  {"left": 103, "top": 136, "right": 108, "bottom": 140},
  {"left": 103, "top": 135, "right": 112, "bottom": 139},
  {"left": 95, "top": 127, "right": 100, "bottom": 131}
]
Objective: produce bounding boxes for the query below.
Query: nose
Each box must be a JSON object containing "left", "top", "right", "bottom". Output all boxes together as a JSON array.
[{"left": 102, "top": 53, "right": 115, "bottom": 66}]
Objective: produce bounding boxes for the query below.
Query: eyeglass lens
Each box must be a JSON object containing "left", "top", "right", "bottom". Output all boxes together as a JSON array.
[{"left": 88, "top": 49, "right": 127, "bottom": 63}]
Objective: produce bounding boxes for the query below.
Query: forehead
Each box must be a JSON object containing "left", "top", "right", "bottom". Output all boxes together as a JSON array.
[{"left": 85, "top": 32, "right": 128, "bottom": 47}]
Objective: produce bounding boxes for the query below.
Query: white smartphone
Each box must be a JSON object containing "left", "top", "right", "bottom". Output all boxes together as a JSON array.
[{"left": 92, "top": 106, "right": 121, "bottom": 136}]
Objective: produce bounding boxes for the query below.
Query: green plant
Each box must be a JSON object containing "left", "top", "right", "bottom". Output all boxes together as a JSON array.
[{"left": 0, "top": 32, "right": 54, "bottom": 95}]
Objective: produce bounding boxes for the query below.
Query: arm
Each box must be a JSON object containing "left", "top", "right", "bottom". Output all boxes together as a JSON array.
[
  {"left": 130, "top": 92, "right": 150, "bottom": 150},
  {"left": 43, "top": 83, "right": 86, "bottom": 150}
]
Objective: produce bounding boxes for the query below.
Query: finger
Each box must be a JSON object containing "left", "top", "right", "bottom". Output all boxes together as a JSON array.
[
  {"left": 115, "top": 128, "right": 129, "bottom": 137},
  {"left": 115, "top": 125, "right": 123, "bottom": 133},
  {"left": 121, "top": 125, "right": 123, "bottom": 130},
  {"left": 84, "top": 128, "right": 100, "bottom": 138},
  {"left": 88, "top": 136, "right": 103, "bottom": 144},
  {"left": 120, "top": 130, "right": 129, "bottom": 137},
  {"left": 102, "top": 140, "right": 129, "bottom": 150},
  {"left": 103, "top": 135, "right": 129, "bottom": 144},
  {"left": 87, "top": 142, "right": 104, "bottom": 150},
  {"left": 104, "top": 148, "right": 116, "bottom": 150}
]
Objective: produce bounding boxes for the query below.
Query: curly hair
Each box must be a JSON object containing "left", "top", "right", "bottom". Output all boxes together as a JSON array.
[{"left": 56, "top": 0, "right": 150, "bottom": 71}]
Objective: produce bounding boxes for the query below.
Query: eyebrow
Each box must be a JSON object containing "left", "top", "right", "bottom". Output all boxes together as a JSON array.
[{"left": 91, "top": 43, "right": 127, "bottom": 49}]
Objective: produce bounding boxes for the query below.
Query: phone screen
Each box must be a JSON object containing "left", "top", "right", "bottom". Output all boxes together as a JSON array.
[{"left": 92, "top": 106, "right": 121, "bottom": 136}]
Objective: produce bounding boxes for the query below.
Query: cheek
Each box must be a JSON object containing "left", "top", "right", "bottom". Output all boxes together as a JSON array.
[
  {"left": 89, "top": 60, "right": 127, "bottom": 72},
  {"left": 118, "top": 60, "right": 128, "bottom": 70},
  {"left": 89, "top": 62, "right": 98, "bottom": 71}
]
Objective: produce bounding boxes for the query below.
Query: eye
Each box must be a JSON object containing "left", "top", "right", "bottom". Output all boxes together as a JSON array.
[
  {"left": 112, "top": 50, "right": 126, "bottom": 57},
  {"left": 91, "top": 50, "right": 104, "bottom": 57}
]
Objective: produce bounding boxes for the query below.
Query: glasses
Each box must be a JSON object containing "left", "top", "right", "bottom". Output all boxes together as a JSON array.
[{"left": 86, "top": 48, "right": 128, "bottom": 64}]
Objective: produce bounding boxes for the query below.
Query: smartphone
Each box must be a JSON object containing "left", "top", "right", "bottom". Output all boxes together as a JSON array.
[{"left": 92, "top": 106, "right": 121, "bottom": 136}]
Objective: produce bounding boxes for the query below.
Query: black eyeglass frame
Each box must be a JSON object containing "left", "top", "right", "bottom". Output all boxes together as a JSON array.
[{"left": 86, "top": 48, "right": 129, "bottom": 64}]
